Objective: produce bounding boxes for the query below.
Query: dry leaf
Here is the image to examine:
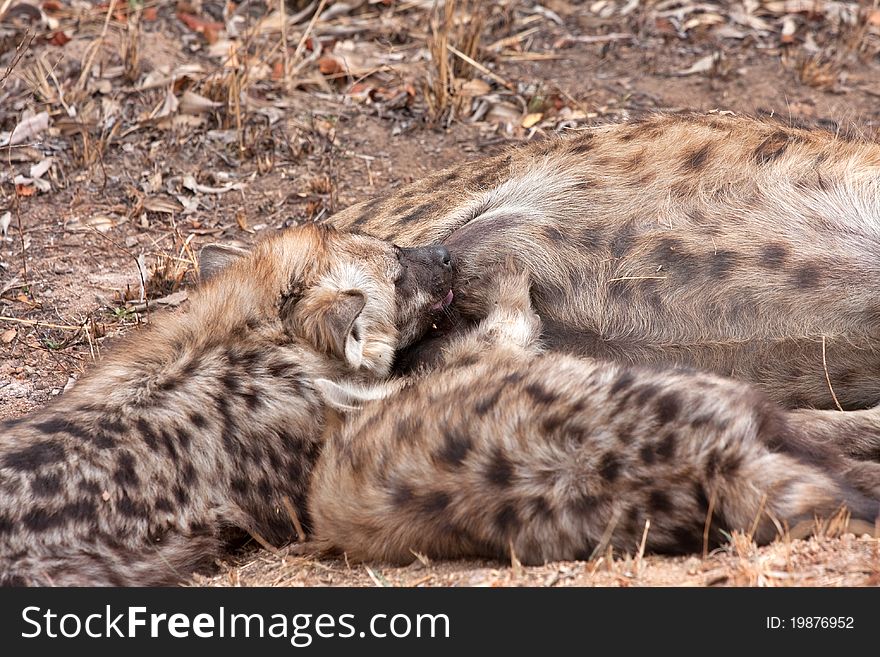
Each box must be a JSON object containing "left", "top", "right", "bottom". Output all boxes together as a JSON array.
[
  {"left": 144, "top": 197, "right": 184, "bottom": 214},
  {"left": 318, "top": 55, "right": 346, "bottom": 76},
  {"left": 781, "top": 16, "right": 797, "bottom": 44},
  {"left": 15, "top": 184, "right": 35, "bottom": 197},
  {"left": 522, "top": 112, "right": 543, "bottom": 128},
  {"left": 4, "top": 112, "right": 50, "bottom": 147},
  {"left": 29, "top": 158, "right": 53, "bottom": 179},
  {"left": 459, "top": 78, "right": 491, "bottom": 97},
  {"left": 0, "top": 212, "right": 11, "bottom": 238},
  {"left": 236, "top": 209, "right": 249, "bottom": 231},
  {"left": 1, "top": 329, "right": 16, "bottom": 344},
  {"left": 675, "top": 52, "right": 722, "bottom": 77},
  {"left": 179, "top": 90, "right": 222, "bottom": 115}
]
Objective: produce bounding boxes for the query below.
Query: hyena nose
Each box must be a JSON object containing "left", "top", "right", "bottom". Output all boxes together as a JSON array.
[{"left": 433, "top": 246, "right": 452, "bottom": 269}]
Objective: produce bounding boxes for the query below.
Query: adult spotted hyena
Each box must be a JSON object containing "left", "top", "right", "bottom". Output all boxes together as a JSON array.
[
  {"left": 308, "top": 263, "right": 880, "bottom": 566},
  {"left": 328, "top": 112, "right": 880, "bottom": 411},
  {"left": 0, "top": 223, "right": 453, "bottom": 585}
]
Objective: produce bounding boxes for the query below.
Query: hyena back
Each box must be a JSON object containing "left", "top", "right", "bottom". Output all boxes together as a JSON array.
[
  {"left": 309, "top": 265, "right": 880, "bottom": 565},
  {"left": 0, "top": 223, "right": 453, "bottom": 585},
  {"left": 328, "top": 112, "right": 880, "bottom": 410}
]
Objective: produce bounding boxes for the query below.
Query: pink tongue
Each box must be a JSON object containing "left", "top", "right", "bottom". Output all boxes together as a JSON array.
[{"left": 431, "top": 289, "right": 454, "bottom": 310}]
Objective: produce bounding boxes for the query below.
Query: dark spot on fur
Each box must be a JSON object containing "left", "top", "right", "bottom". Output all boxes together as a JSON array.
[
  {"left": 598, "top": 452, "right": 622, "bottom": 482},
  {"left": 760, "top": 243, "right": 789, "bottom": 269},
  {"left": 395, "top": 416, "right": 423, "bottom": 441},
  {"left": 610, "top": 371, "right": 635, "bottom": 395},
  {"left": 155, "top": 496, "right": 174, "bottom": 513},
  {"left": 136, "top": 418, "right": 158, "bottom": 450},
  {"left": 160, "top": 429, "right": 179, "bottom": 460},
  {"left": 439, "top": 428, "right": 472, "bottom": 467},
  {"left": 494, "top": 504, "right": 519, "bottom": 535},
  {"left": 528, "top": 496, "right": 552, "bottom": 519},
  {"left": 157, "top": 376, "right": 179, "bottom": 392},
  {"left": 486, "top": 448, "right": 514, "bottom": 487},
  {"left": 635, "top": 385, "right": 660, "bottom": 405},
  {"left": 78, "top": 480, "right": 101, "bottom": 495},
  {"left": 475, "top": 387, "right": 503, "bottom": 415},
  {"left": 791, "top": 262, "right": 823, "bottom": 289},
  {"left": 174, "top": 484, "right": 190, "bottom": 505},
  {"left": 23, "top": 500, "right": 96, "bottom": 531},
  {"left": 705, "top": 449, "right": 723, "bottom": 476},
  {"left": 116, "top": 494, "right": 146, "bottom": 518},
  {"left": 391, "top": 483, "right": 414, "bottom": 507},
  {"left": 32, "top": 473, "right": 62, "bottom": 497},
  {"left": 657, "top": 432, "right": 677, "bottom": 461},
  {"left": 568, "top": 493, "right": 603, "bottom": 516},
  {"left": 683, "top": 144, "right": 712, "bottom": 171},
  {"left": 622, "top": 151, "right": 645, "bottom": 172},
  {"left": 709, "top": 250, "right": 740, "bottom": 278},
  {"left": 181, "top": 462, "right": 198, "bottom": 486},
  {"left": 397, "top": 202, "right": 434, "bottom": 225},
  {"left": 639, "top": 443, "right": 656, "bottom": 465},
  {"left": 753, "top": 131, "right": 790, "bottom": 164},
  {"left": 651, "top": 238, "right": 703, "bottom": 279},
  {"left": 655, "top": 392, "right": 681, "bottom": 425},
  {"left": 177, "top": 427, "right": 193, "bottom": 451},
  {"left": 189, "top": 412, "right": 208, "bottom": 429},
  {"left": 648, "top": 490, "right": 673, "bottom": 514},
  {"left": 2, "top": 441, "right": 65, "bottom": 471},
  {"left": 418, "top": 491, "right": 451, "bottom": 515},
  {"left": 113, "top": 452, "right": 140, "bottom": 487},
  {"left": 611, "top": 224, "right": 637, "bottom": 259},
  {"left": 33, "top": 418, "right": 90, "bottom": 442},
  {"left": 542, "top": 413, "right": 567, "bottom": 433},
  {"left": 525, "top": 383, "right": 557, "bottom": 405},
  {"left": 222, "top": 372, "right": 241, "bottom": 395},
  {"left": 542, "top": 224, "right": 566, "bottom": 243},
  {"left": 578, "top": 227, "right": 606, "bottom": 251},
  {"left": 568, "top": 137, "right": 594, "bottom": 154}
]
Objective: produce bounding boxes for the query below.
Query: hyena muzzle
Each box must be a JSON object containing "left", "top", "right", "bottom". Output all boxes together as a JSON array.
[{"left": 0, "top": 223, "right": 453, "bottom": 586}]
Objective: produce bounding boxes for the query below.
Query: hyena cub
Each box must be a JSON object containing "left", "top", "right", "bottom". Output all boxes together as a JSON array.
[
  {"left": 0, "top": 223, "right": 453, "bottom": 585},
  {"left": 309, "top": 263, "right": 880, "bottom": 565}
]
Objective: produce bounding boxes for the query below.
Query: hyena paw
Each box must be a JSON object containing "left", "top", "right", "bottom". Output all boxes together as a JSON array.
[
  {"left": 486, "top": 257, "right": 535, "bottom": 316},
  {"left": 483, "top": 257, "right": 541, "bottom": 350}
]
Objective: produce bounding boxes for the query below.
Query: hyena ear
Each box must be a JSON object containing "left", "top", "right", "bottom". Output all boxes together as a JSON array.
[
  {"left": 289, "top": 288, "right": 367, "bottom": 368},
  {"left": 326, "top": 290, "right": 367, "bottom": 368},
  {"left": 198, "top": 243, "right": 250, "bottom": 282},
  {"left": 314, "top": 378, "right": 397, "bottom": 412}
]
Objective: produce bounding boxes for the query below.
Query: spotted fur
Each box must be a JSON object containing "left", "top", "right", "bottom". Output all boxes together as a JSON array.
[{"left": 309, "top": 263, "right": 880, "bottom": 565}]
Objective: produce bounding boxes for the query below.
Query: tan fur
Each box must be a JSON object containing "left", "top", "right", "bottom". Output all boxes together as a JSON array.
[
  {"left": 0, "top": 224, "right": 452, "bottom": 585},
  {"left": 327, "top": 112, "right": 880, "bottom": 410},
  {"left": 308, "top": 263, "right": 880, "bottom": 565}
]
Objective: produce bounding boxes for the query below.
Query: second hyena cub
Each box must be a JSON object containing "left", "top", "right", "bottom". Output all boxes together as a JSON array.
[
  {"left": 309, "top": 264, "right": 880, "bottom": 565},
  {"left": 0, "top": 223, "right": 453, "bottom": 585}
]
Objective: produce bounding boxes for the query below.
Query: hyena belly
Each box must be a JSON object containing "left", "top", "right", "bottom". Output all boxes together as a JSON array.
[
  {"left": 309, "top": 356, "right": 880, "bottom": 566},
  {"left": 329, "top": 113, "right": 880, "bottom": 409}
]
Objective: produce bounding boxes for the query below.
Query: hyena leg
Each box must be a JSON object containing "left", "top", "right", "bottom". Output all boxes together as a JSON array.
[
  {"left": 784, "top": 407, "right": 880, "bottom": 462},
  {"left": 439, "top": 258, "right": 542, "bottom": 366}
]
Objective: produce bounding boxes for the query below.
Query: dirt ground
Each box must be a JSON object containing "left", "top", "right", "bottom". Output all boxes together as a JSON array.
[{"left": 2, "top": 0, "right": 880, "bottom": 587}]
